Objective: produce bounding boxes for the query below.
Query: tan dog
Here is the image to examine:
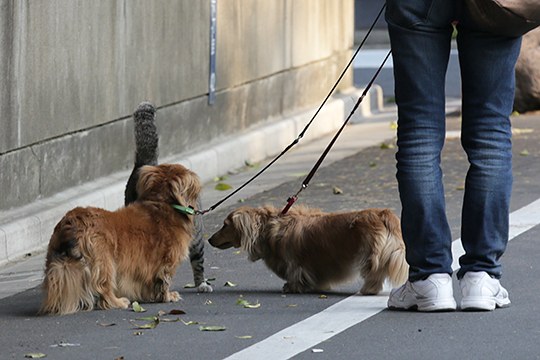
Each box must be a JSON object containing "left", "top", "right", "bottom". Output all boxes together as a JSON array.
[
  {"left": 41, "top": 164, "right": 201, "bottom": 315},
  {"left": 209, "top": 206, "right": 408, "bottom": 294}
]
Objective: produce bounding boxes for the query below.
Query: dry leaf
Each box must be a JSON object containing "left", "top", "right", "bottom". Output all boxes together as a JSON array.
[
  {"left": 24, "top": 354, "right": 46, "bottom": 359},
  {"left": 332, "top": 186, "right": 343, "bottom": 195},
  {"left": 168, "top": 309, "right": 186, "bottom": 315},
  {"left": 199, "top": 325, "right": 226, "bottom": 331}
]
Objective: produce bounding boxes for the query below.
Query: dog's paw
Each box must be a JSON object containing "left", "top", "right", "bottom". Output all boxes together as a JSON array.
[
  {"left": 282, "top": 283, "right": 301, "bottom": 293},
  {"left": 118, "top": 297, "right": 131, "bottom": 309},
  {"left": 166, "top": 291, "right": 182, "bottom": 302},
  {"left": 197, "top": 282, "right": 213, "bottom": 293}
]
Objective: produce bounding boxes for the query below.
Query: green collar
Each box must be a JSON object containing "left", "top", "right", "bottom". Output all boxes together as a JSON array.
[{"left": 171, "top": 204, "right": 196, "bottom": 216}]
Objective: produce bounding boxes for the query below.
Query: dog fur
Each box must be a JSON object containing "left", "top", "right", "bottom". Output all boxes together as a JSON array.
[
  {"left": 208, "top": 205, "right": 408, "bottom": 294},
  {"left": 41, "top": 164, "right": 201, "bottom": 315}
]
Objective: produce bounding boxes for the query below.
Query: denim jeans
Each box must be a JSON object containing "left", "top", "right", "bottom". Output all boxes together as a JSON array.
[{"left": 385, "top": 0, "right": 522, "bottom": 281}]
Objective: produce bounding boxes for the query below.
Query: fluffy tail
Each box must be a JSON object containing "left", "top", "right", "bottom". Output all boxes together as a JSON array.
[
  {"left": 379, "top": 209, "right": 409, "bottom": 287},
  {"left": 125, "top": 101, "right": 159, "bottom": 205},
  {"left": 40, "top": 224, "right": 94, "bottom": 315}
]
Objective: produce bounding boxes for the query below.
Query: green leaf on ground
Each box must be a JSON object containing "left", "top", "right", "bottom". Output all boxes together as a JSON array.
[
  {"left": 236, "top": 298, "right": 261, "bottom": 309},
  {"left": 380, "top": 143, "right": 395, "bottom": 150},
  {"left": 199, "top": 325, "right": 227, "bottom": 332},
  {"left": 520, "top": 149, "right": 530, "bottom": 156},
  {"left": 131, "top": 301, "right": 146, "bottom": 313},
  {"left": 130, "top": 318, "right": 159, "bottom": 330},
  {"left": 215, "top": 183, "right": 233, "bottom": 191}
]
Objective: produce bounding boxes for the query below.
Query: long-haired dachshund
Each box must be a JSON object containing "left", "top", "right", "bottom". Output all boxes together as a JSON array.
[
  {"left": 41, "top": 164, "right": 201, "bottom": 315},
  {"left": 209, "top": 205, "right": 408, "bottom": 294}
]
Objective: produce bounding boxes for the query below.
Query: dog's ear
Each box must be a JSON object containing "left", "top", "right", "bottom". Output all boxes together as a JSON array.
[
  {"left": 230, "top": 208, "right": 263, "bottom": 259},
  {"left": 170, "top": 168, "right": 201, "bottom": 207}
]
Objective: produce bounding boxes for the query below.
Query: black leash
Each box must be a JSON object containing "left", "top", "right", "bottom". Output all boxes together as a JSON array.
[
  {"left": 281, "top": 49, "right": 392, "bottom": 215},
  {"left": 197, "top": 3, "right": 388, "bottom": 215}
]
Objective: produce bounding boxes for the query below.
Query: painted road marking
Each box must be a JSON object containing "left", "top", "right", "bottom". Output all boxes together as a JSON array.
[{"left": 226, "top": 198, "right": 540, "bottom": 360}]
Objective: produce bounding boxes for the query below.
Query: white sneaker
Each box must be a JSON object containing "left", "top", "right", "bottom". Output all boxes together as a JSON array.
[
  {"left": 460, "top": 271, "right": 511, "bottom": 311},
  {"left": 387, "top": 273, "right": 457, "bottom": 312}
]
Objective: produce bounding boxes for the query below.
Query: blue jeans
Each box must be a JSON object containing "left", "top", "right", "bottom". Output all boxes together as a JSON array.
[{"left": 385, "top": 0, "right": 522, "bottom": 281}]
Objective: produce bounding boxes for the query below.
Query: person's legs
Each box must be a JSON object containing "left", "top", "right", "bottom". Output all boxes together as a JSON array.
[
  {"left": 386, "top": 0, "right": 455, "bottom": 282},
  {"left": 456, "top": 24, "right": 522, "bottom": 280}
]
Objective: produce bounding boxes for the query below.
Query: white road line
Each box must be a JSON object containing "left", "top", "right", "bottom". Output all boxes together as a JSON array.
[{"left": 226, "top": 198, "right": 540, "bottom": 360}]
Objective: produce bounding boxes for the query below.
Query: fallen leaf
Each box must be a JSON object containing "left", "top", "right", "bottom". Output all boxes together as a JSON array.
[
  {"left": 235, "top": 335, "right": 253, "bottom": 339},
  {"left": 133, "top": 331, "right": 143, "bottom": 336},
  {"left": 369, "top": 162, "right": 377, "bottom": 168},
  {"left": 456, "top": 185, "right": 465, "bottom": 191},
  {"left": 215, "top": 183, "right": 233, "bottom": 191},
  {"left": 135, "top": 316, "right": 158, "bottom": 322},
  {"left": 131, "top": 301, "right": 146, "bottom": 313},
  {"left": 287, "top": 304, "right": 298, "bottom": 308},
  {"left": 236, "top": 298, "right": 261, "bottom": 309},
  {"left": 96, "top": 321, "right": 116, "bottom": 327},
  {"left": 332, "top": 186, "right": 343, "bottom": 195},
  {"left": 157, "top": 310, "right": 167, "bottom": 316},
  {"left": 224, "top": 281, "right": 237, "bottom": 287},
  {"left": 520, "top": 149, "right": 530, "bottom": 156},
  {"left": 312, "top": 348, "right": 324, "bottom": 353},
  {"left": 318, "top": 295, "right": 328, "bottom": 299},
  {"left": 184, "top": 283, "right": 196, "bottom": 288},
  {"left": 160, "top": 317, "right": 181, "bottom": 323},
  {"left": 380, "top": 143, "right": 395, "bottom": 150},
  {"left": 168, "top": 309, "right": 186, "bottom": 315},
  {"left": 233, "top": 250, "right": 242, "bottom": 255},
  {"left": 50, "top": 342, "right": 80, "bottom": 348},
  {"left": 199, "top": 325, "right": 226, "bottom": 332},
  {"left": 204, "top": 299, "right": 213, "bottom": 305},
  {"left": 130, "top": 318, "right": 159, "bottom": 330},
  {"left": 213, "top": 175, "right": 228, "bottom": 182},
  {"left": 24, "top": 354, "right": 46, "bottom": 359},
  {"left": 390, "top": 121, "right": 398, "bottom": 130},
  {"left": 181, "top": 320, "right": 200, "bottom": 326}
]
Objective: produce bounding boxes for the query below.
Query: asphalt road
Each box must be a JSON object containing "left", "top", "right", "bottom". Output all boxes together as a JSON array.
[{"left": 1, "top": 113, "right": 539, "bottom": 360}]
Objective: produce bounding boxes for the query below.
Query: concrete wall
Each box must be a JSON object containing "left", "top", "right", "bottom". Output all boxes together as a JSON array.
[{"left": 0, "top": 0, "right": 354, "bottom": 211}]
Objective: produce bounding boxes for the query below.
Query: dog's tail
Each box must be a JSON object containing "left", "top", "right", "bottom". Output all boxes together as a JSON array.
[
  {"left": 379, "top": 209, "right": 408, "bottom": 287},
  {"left": 125, "top": 101, "right": 158, "bottom": 205},
  {"left": 40, "top": 221, "right": 94, "bottom": 315}
]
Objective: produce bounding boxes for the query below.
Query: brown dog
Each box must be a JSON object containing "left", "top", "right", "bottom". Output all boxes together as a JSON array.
[
  {"left": 209, "top": 206, "right": 408, "bottom": 294},
  {"left": 41, "top": 164, "right": 201, "bottom": 315}
]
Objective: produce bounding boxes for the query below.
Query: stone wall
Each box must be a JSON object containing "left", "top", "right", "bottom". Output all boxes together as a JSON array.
[{"left": 0, "top": 0, "right": 354, "bottom": 211}]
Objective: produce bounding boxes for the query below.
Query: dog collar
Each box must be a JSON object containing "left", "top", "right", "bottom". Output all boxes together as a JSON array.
[{"left": 171, "top": 204, "right": 196, "bottom": 216}]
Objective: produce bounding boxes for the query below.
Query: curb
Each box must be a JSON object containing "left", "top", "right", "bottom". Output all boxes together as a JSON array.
[{"left": 0, "top": 86, "right": 384, "bottom": 268}]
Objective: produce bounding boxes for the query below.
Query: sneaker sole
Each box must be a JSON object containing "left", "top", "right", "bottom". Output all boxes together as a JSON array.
[
  {"left": 461, "top": 297, "right": 511, "bottom": 311},
  {"left": 388, "top": 298, "right": 457, "bottom": 312}
]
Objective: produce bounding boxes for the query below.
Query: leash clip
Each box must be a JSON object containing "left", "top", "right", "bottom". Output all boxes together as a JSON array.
[{"left": 281, "top": 195, "right": 298, "bottom": 215}]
